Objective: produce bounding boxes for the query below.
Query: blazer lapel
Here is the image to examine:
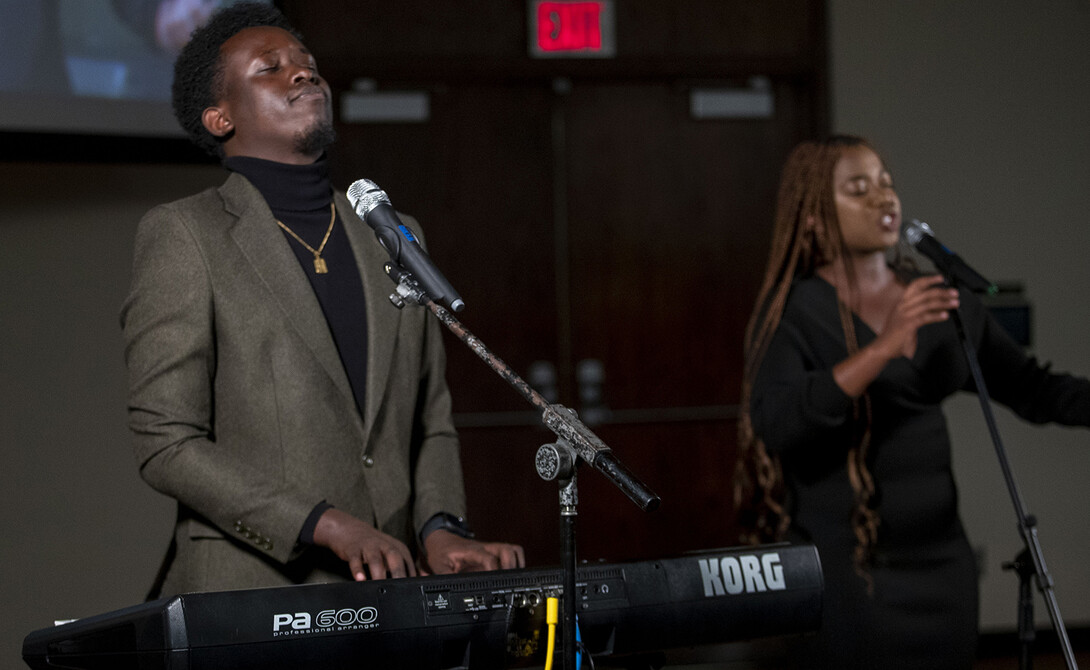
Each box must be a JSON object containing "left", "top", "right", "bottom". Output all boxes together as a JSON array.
[
  {"left": 336, "top": 191, "right": 400, "bottom": 438},
  {"left": 221, "top": 175, "right": 358, "bottom": 414}
]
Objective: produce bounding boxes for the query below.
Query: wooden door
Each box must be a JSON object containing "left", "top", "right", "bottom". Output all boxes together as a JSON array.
[{"left": 555, "top": 79, "right": 815, "bottom": 562}]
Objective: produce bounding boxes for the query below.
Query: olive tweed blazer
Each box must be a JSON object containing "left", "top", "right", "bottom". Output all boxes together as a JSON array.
[{"left": 121, "top": 172, "right": 466, "bottom": 595}]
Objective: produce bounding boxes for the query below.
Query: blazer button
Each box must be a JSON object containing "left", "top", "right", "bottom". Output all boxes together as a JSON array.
[{"left": 363, "top": 455, "right": 375, "bottom": 468}]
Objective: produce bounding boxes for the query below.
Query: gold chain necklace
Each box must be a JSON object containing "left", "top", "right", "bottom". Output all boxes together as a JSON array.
[{"left": 276, "top": 203, "right": 336, "bottom": 274}]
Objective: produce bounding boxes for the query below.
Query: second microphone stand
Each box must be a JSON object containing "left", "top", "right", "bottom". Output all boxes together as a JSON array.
[
  {"left": 385, "top": 264, "right": 661, "bottom": 670},
  {"left": 949, "top": 305, "right": 1077, "bottom": 670}
]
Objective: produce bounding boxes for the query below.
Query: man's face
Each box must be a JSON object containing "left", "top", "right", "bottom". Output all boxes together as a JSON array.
[{"left": 205, "top": 26, "right": 333, "bottom": 163}]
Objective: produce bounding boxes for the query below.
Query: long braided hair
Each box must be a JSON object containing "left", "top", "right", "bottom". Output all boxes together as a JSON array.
[{"left": 734, "top": 135, "right": 889, "bottom": 585}]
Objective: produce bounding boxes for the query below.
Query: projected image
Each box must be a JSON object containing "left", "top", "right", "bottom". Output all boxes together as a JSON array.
[
  {"left": 2, "top": 0, "right": 218, "bottom": 100},
  {"left": 0, "top": 0, "right": 271, "bottom": 136},
  {"left": 65, "top": 0, "right": 218, "bottom": 100}
]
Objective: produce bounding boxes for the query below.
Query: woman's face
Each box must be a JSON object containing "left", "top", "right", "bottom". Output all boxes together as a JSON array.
[{"left": 831, "top": 145, "right": 901, "bottom": 256}]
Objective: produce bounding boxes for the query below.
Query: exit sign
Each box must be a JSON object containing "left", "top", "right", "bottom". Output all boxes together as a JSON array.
[{"left": 529, "top": 1, "right": 615, "bottom": 58}]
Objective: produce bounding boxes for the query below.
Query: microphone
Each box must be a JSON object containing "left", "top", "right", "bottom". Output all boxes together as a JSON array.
[
  {"left": 902, "top": 218, "right": 997, "bottom": 295},
  {"left": 346, "top": 179, "right": 465, "bottom": 312}
]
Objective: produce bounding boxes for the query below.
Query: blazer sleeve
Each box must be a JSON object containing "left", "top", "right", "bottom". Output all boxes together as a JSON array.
[
  {"left": 121, "top": 201, "right": 317, "bottom": 564},
  {"left": 409, "top": 307, "right": 468, "bottom": 533}
]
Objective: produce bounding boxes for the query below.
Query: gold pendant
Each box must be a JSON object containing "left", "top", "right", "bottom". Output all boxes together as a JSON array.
[{"left": 313, "top": 256, "right": 328, "bottom": 274}]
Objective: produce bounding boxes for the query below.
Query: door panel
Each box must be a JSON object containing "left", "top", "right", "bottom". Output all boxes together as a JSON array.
[{"left": 564, "top": 80, "right": 806, "bottom": 411}]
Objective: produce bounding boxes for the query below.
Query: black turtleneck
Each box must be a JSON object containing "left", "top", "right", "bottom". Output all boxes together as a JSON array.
[
  {"left": 224, "top": 155, "right": 369, "bottom": 433},
  {"left": 223, "top": 155, "right": 367, "bottom": 546}
]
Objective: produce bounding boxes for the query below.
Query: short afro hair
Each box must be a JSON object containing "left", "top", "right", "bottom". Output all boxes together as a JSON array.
[{"left": 171, "top": 2, "right": 302, "bottom": 158}]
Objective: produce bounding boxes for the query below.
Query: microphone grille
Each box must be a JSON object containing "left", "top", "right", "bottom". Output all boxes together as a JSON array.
[
  {"left": 902, "top": 218, "right": 933, "bottom": 246},
  {"left": 346, "top": 179, "right": 391, "bottom": 214}
]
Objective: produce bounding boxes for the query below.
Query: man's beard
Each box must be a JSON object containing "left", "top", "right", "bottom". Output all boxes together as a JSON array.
[{"left": 294, "top": 119, "right": 337, "bottom": 156}]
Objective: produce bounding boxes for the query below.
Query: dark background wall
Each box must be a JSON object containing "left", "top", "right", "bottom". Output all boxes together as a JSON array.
[{"left": 2, "top": 1, "right": 1088, "bottom": 668}]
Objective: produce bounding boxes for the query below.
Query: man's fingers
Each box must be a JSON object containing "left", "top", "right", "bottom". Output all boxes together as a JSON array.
[
  {"left": 478, "top": 551, "right": 501, "bottom": 572},
  {"left": 478, "top": 542, "right": 525, "bottom": 570},
  {"left": 512, "top": 545, "right": 526, "bottom": 569},
  {"left": 367, "top": 552, "right": 389, "bottom": 581},
  {"left": 445, "top": 546, "right": 497, "bottom": 573},
  {"left": 349, "top": 555, "right": 367, "bottom": 582},
  {"left": 348, "top": 545, "right": 418, "bottom": 581},
  {"left": 493, "top": 543, "right": 525, "bottom": 569},
  {"left": 386, "top": 546, "right": 417, "bottom": 579},
  {"left": 424, "top": 536, "right": 526, "bottom": 575},
  {"left": 395, "top": 542, "right": 417, "bottom": 577},
  {"left": 386, "top": 555, "right": 407, "bottom": 579}
]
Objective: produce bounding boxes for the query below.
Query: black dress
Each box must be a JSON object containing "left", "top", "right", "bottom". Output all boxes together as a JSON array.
[{"left": 750, "top": 275, "right": 1090, "bottom": 669}]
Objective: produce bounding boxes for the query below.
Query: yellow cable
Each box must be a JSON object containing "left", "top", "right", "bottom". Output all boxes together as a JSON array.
[{"left": 544, "top": 596, "right": 559, "bottom": 670}]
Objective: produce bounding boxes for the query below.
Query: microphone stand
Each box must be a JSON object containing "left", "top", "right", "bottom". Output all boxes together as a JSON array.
[
  {"left": 383, "top": 263, "right": 661, "bottom": 670},
  {"left": 949, "top": 306, "right": 1077, "bottom": 670}
]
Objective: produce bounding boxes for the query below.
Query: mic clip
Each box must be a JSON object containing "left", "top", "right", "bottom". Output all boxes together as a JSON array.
[{"left": 383, "top": 261, "right": 429, "bottom": 309}]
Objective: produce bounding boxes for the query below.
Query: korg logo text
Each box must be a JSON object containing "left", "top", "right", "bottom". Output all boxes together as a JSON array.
[
  {"left": 698, "top": 552, "right": 786, "bottom": 596},
  {"left": 272, "top": 607, "right": 379, "bottom": 636}
]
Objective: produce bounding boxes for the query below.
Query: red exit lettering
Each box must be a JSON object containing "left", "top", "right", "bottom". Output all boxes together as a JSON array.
[{"left": 536, "top": 2, "right": 604, "bottom": 52}]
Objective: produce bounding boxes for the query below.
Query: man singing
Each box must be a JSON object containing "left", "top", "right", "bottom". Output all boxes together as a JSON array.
[{"left": 121, "top": 1, "right": 523, "bottom": 597}]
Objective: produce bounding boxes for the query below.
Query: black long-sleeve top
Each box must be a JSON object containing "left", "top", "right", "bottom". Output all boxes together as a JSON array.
[
  {"left": 752, "top": 275, "right": 1090, "bottom": 554},
  {"left": 750, "top": 274, "right": 1090, "bottom": 668}
]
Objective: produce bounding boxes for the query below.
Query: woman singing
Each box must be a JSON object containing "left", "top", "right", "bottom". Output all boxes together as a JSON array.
[{"left": 735, "top": 135, "right": 1090, "bottom": 669}]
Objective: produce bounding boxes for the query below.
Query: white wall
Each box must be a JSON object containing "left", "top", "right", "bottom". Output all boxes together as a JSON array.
[{"left": 829, "top": 1, "right": 1090, "bottom": 631}]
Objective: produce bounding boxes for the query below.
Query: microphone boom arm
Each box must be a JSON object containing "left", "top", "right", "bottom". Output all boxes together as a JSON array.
[{"left": 384, "top": 262, "right": 661, "bottom": 512}]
